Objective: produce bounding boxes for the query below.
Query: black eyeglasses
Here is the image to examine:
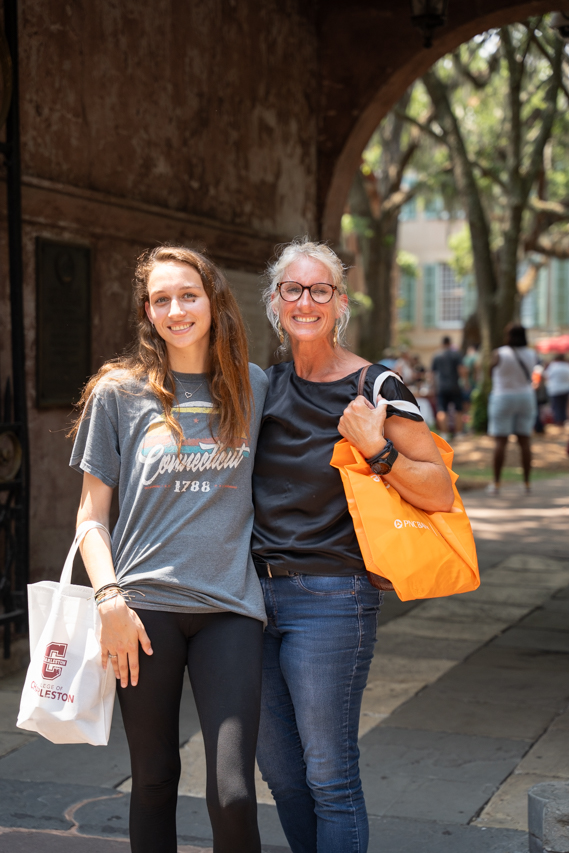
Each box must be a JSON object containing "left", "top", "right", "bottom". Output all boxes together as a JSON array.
[{"left": 277, "top": 281, "right": 338, "bottom": 304}]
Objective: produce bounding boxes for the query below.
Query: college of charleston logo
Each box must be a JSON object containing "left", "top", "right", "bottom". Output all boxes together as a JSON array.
[{"left": 42, "top": 642, "right": 68, "bottom": 681}]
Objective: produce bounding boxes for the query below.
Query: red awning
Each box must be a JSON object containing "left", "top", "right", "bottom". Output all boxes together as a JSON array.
[{"left": 535, "top": 334, "right": 569, "bottom": 353}]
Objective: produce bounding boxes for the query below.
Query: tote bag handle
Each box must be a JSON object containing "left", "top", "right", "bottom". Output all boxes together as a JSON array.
[{"left": 59, "top": 520, "right": 110, "bottom": 587}]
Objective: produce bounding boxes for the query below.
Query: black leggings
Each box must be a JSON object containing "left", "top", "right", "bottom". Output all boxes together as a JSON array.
[{"left": 117, "top": 609, "right": 263, "bottom": 853}]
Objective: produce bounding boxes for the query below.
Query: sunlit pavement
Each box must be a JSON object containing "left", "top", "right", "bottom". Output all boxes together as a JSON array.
[{"left": 0, "top": 475, "right": 567, "bottom": 852}]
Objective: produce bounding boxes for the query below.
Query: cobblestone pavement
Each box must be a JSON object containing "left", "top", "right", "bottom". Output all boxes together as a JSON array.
[{"left": 0, "top": 474, "right": 567, "bottom": 852}]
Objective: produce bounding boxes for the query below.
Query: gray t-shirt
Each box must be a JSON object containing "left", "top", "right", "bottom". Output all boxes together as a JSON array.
[{"left": 70, "top": 365, "right": 268, "bottom": 624}]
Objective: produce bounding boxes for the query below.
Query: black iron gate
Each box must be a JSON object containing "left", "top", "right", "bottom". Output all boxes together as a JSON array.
[{"left": 0, "top": 0, "right": 29, "bottom": 659}]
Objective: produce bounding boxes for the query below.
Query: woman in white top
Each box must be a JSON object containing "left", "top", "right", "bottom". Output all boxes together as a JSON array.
[
  {"left": 544, "top": 354, "right": 569, "bottom": 425},
  {"left": 487, "top": 323, "right": 537, "bottom": 494}
]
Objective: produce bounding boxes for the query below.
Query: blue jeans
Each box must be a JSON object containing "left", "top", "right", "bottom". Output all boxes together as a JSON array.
[{"left": 256, "top": 573, "right": 381, "bottom": 853}]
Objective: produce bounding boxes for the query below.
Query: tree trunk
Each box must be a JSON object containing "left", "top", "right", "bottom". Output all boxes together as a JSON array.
[
  {"left": 348, "top": 169, "right": 400, "bottom": 362},
  {"left": 358, "top": 216, "right": 398, "bottom": 362}
]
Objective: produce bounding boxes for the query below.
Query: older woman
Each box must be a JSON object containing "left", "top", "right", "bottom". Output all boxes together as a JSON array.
[{"left": 252, "top": 239, "right": 453, "bottom": 853}]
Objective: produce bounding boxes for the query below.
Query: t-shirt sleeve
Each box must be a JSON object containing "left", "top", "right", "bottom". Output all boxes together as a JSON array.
[
  {"left": 69, "top": 390, "right": 121, "bottom": 488},
  {"left": 366, "top": 365, "right": 423, "bottom": 422}
]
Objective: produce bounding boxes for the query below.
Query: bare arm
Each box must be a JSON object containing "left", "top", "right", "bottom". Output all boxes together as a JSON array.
[
  {"left": 337, "top": 396, "right": 454, "bottom": 513},
  {"left": 78, "top": 472, "right": 152, "bottom": 687}
]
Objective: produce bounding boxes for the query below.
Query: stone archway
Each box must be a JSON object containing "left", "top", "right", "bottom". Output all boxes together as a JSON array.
[{"left": 318, "top": 1, "right": 564, "bottom": 243}]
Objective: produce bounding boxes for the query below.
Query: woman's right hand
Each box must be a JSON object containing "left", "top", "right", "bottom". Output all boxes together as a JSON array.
[{"left": 99, "top": 596, "right": 153, "bottom": 688}]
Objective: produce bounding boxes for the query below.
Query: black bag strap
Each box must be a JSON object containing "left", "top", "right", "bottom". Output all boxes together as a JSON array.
[
  {"left": 357, "top": 365, "right": 370, "bottom": 397},
  {"left": 510, "top": 346, "right": 532, "bottom": 384}
]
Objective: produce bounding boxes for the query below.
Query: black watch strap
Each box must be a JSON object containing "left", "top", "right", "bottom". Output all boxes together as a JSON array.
[
  {"left": 366, "top": 440, "right": 398, "bottom": 475},
  {"left": 366, "top": 440, "right": 394, "bottom": 465}
]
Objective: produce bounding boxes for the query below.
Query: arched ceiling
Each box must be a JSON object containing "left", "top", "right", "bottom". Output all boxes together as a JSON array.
[{"left": 317, "top": 0, "right": 567, "bottom": 243}]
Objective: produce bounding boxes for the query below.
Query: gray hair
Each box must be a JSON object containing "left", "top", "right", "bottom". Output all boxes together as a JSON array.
[{"left": 263, "top": 238, "right": 350, "bottom": 351}]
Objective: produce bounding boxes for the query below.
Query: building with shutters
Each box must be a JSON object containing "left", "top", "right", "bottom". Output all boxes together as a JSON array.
[{"left": 396, "top": 201, "right": 569, "bottom": 365}]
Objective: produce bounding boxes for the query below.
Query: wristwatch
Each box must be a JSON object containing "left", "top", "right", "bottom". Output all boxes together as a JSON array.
[{"left": 366, "top": 440, "right": 399, "bottom": 476}]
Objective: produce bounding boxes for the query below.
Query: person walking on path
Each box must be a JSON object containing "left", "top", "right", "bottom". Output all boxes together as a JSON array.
[
  {"left": 431, "top": 336, "right": 465, "bottom": 439},
  {"left": 544, "top": 353, "right": 569, "bottom": 425},
  {"left": 69, "top": 246, "right": 268, "bottom": 853},
  {"left": 252, "top": 239, "right": 454, "bottom": 853},
  {"left": 487, "top": 323, "right": 537, "bottom": 496}
]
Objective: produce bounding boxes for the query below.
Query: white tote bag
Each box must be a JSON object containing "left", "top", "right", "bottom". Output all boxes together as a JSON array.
[{"left": 17, "top": 520, "right": 116, "bottom": 745}]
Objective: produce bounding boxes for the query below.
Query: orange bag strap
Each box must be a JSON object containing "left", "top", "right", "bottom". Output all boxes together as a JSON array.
[{"left": 357, "top": 365, "right": 370, "bottom": 397}]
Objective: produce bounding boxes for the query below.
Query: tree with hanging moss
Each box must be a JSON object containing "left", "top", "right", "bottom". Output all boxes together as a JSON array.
[{"left": 420, "top": 18, "right": 568, "bottom": 356}]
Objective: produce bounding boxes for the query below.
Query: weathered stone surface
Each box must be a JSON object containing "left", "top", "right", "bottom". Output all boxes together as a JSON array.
[
  {"left": 373, "top": 631, "right": 481, "bottom": 661},
  {"left": 493, "top": 629, "right": 569, "bottom": 654},
  {"left": 367, "top": 816, "right": 526, "bottom": 853},
  {"left": 475, "top": 772, "right": 549, "bottom": 831},
  {"left": 517, "top": 729, "right": 569, "bottom": 779},
  {"left": 0, "top": 831, "right": 136, "bottom": 852},
  {"left": 415, "top": 598, "right": 530, "bottom": 625},
  {"left": 528, "top": 781, "right": 569, "bottom": 853},
  {"left": 519, "top": 601, "right": 569, "bottom": 633},
  {"left": 0, "top": 689, "right": 25, "bottom": 735},
  {"left": 464, "top": 645, "right": 569, "bottom": 674},
  {"left": 379, "top": 615, "right": 508, "bottom": 642},
  {"left": 453, "top": 584, "right": 552, "bottom": 607},
  {"left": 482, "top": 570, "right": 569, "bottom": 590},
  {"left": 360, "top": 726, "right": 527, "bottom": 824},
  {"left": 499, "top": 555, "right": 569, "bottom": 572},
  {"left": 384, "top": 688, "right": 558, "bottom": 741}
]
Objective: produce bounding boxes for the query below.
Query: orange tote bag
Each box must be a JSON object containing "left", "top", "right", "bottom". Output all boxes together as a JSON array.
[{"left": 330, "top": 434, "right": 479, "bottom": 601}]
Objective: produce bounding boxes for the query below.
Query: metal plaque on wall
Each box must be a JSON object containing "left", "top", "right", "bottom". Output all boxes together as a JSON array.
[{"left": 36, "top": 239, "right": 91, "bottom": 408}]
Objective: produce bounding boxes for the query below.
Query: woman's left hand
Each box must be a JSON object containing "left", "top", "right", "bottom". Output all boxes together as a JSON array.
[
  {"left": 338, "top": 395, "right": 388, "bottom": 459},
  {"left": 339, "top": 396, "right": 455, "bottom": 513}
]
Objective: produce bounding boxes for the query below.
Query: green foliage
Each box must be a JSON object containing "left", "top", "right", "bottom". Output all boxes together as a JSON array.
[
  {"left": 396, "top": 250, "right": 419, "bottom": 277},
  {"left": 341, "top": 213, "right": 374, "bottom": 240},
  {"left": 469, "top": 384, "right": 489, "bottom": 434},
  {"left": 348, "top": 290, "right": 373, "bottom": 317},
  {"left": 423, "top": 18, "right": 569, "bottom": 255},
  {"left": 447, "top": 226, "right": 473, "bottom": 279}
]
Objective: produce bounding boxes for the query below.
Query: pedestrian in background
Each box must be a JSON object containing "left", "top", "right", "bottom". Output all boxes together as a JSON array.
[
  {"left": 487, "top": 323, "right": 537, "bottom": 495},
  {"left": 431, "top": 336, "right": 465, "bottom": 440},
  {"left": 394, "top": 348, "right": 415, "bottom": 385},
  {"left": 544, "top": 353, "right": 569, "bottom": 425},
  {"left": 252, "top": 239, "right": 453, "bottom": 853},
  {"left": 69, "top": 246, "right": 267, "bottom": 853}
]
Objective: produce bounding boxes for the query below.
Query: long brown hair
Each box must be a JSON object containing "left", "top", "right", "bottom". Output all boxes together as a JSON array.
[{"left": 70, "top": 245, "right": 253, "bottom": 450}]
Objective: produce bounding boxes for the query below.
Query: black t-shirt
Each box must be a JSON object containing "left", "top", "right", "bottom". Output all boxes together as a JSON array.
[
  {"left": 431, "top": 349, "right": 463, "bottom": 393},
  {"left": 251, "top": 362, "right": 423, "bottom": 576}
]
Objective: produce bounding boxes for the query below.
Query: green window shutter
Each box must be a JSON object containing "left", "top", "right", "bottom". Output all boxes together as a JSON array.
[
  {"left": 399, "top": 272, "right": 416, "bottom": 325},
  {"left": 536, "top": 266, "right": 548, "bottom": 328},
  {"left": 423, "top": 264, "right": 437, "bottom": 327},
  {"left": 462, "top": 275, "right": 477, "bottom": 320},
  {"left": 553, "top": 259, "right": 569, "bottom": 327}
]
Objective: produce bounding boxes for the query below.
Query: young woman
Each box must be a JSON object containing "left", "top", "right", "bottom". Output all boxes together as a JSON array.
[{"left": 70, "top": 246, "right": 268, "bottom": 853}]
